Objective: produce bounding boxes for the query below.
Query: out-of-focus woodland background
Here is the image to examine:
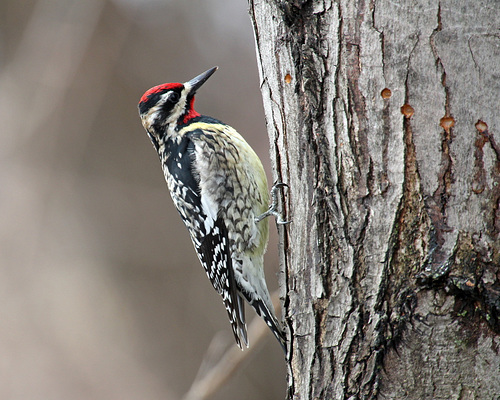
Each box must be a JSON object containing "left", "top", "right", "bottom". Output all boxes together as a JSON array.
[{"left": 0, "top": 0, "right": 285, "bottom": 399}]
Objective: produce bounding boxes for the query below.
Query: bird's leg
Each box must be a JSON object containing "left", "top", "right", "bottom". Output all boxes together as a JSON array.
[{"left": 255, "top": 182, "right": 291, "bottom": 225}]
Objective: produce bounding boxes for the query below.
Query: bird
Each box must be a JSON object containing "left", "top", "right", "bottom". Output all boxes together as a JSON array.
[{"left": 138, "top": 66, "right": 287, "bottom": 351}]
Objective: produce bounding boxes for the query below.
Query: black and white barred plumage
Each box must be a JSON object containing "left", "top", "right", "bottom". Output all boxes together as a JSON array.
[{"left": 138, "top": 67, "right": 286, "bottom": 351}]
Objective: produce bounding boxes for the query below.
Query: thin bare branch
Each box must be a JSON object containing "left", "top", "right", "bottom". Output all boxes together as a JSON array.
[{"left": 183, "top": 291, "right": 282, "bottom": 400}]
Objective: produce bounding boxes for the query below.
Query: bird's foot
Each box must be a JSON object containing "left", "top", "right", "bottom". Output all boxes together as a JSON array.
[{"left": 255, "top": 182, "right": 291, "bottom": 225}]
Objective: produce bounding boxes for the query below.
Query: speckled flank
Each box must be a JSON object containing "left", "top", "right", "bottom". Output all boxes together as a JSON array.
[{"left": 138, "top": 68, "right": 285, "bottom": 350}]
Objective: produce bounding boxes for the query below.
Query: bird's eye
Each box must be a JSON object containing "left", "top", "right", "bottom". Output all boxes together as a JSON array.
[{"left": 168, "top": 92, "right": 180, "bottom": 103}]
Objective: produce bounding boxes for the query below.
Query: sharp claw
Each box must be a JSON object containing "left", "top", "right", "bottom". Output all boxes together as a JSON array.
[{"left": 255, "top": 182, "right": 290, "bottom": 224}]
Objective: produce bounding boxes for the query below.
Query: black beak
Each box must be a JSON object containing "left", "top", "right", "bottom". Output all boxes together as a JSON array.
[{"left": 185, "top": 66, "right": 218, "bottom": 94}]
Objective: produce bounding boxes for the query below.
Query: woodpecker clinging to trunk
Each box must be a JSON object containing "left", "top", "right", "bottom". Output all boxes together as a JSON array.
[{"left": 138, "top": 67, "right": 287, "bottom": 351}]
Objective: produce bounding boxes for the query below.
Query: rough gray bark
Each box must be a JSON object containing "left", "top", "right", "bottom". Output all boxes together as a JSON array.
[{"left": 249, "top": 0, "right": 500, "bottom": 399}]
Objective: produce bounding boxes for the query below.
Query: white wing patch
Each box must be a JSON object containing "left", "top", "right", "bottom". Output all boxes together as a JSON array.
[
  {"left": 200, "top": 195, "right": 217, "bottom": 235},
  {"left": 191, "top": 139, "right": 220, "bottom": 238}
]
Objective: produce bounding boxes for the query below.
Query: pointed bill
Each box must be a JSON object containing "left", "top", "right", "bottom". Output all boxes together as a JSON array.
[{"left": 185, "top": 66, "right": 218, "bottom": 94}]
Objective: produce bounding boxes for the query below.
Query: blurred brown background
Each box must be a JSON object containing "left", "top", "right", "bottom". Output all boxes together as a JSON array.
[{"left": 0, "top": 0, "right": 285, "bottom": 399}]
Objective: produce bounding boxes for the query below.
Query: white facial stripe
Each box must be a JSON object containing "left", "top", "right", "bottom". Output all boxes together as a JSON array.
[{"left": 140, "top": 87, "right": 190, "bottom": 131}]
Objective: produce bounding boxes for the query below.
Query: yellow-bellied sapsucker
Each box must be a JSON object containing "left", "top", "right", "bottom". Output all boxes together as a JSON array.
[{"left": 138, "top": 67, "right": 286, "bottom": 351}]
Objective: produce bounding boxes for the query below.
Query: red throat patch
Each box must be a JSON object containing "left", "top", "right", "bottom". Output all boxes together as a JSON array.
[{"left": 182, "top": 96, "right": 200, "bottom": 124}]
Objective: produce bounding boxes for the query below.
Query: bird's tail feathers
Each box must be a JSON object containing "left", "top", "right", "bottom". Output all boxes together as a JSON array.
[
  {"left": 244, "top": 294, "right": 286, "bottom": 353},
  {"left": 224, "top": 293, "right": 248, "bottom": 349}
]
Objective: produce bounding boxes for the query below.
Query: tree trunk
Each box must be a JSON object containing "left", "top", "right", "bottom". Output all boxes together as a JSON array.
[{"left": 249, "top": 0, "right": 500, "bottom": 399}]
